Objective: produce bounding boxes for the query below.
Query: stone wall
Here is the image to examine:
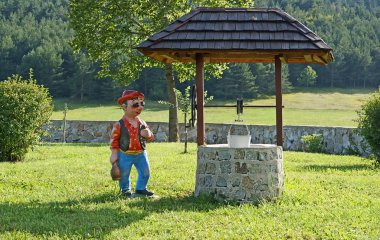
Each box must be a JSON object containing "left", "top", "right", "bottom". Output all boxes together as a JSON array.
[
  {"left": 195, "top": 144, "right": 284, "bottom": 203},
  {"left": 44, "top": 120, "right": 369, "bottom": 155}
]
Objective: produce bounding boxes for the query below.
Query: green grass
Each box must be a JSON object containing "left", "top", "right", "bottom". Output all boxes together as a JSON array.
[
  {"left": 51, "top": 88, "right": 373, "bottom": 126},
  {"left": 1, "top": 143, "right": 379, "bottom": 239}
]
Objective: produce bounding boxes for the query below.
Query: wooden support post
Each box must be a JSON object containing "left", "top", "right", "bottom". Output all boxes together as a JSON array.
[
  {"left": 275, "top": 56, "right": 283, "bottom": 146},
  {"left": 196, "top": 53, "right": 205, "bottom": 146}
]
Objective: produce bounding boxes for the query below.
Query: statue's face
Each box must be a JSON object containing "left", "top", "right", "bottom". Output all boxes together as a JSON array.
[{"left": 123, "top": 97, "right": 145, "bottom": 117}]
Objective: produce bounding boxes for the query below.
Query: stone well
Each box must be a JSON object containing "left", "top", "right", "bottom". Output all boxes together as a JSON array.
[{"left": 195, "top": 144, "right": 284, "bottom": 203}]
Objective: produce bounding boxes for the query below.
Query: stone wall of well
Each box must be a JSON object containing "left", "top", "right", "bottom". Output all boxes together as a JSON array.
[
  {"left": 43, "top": 120, "right": 369, "bottom": 155},
  {"left": 196, "top": 144, "right": 284, "bottom": 203}
]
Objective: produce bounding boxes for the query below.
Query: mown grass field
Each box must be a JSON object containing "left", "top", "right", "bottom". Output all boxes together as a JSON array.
[
  {"left": 1, "top": 143, "right": 379, "bottom": 239},
  {"left": 51, "top": 88, "right": 373, "bottom": 127}
]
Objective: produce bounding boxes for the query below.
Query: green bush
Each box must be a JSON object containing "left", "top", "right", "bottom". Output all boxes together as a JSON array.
[
  {"left": 357, "top": 88, "right": 380, "bottom": 164},
  {"left": 0, "top": 71, "right": 53, "bottom": 162},
  {"left": 301, "top": 133, "right": 324, "bottom": 153}
]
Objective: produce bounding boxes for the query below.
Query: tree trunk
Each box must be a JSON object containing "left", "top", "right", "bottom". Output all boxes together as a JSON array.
[
  {"left": 165, "top": 63, "right": 179, "bottom": 142},
  {"left": 80, "top": 76, "right": 84, "bottom": 101}
]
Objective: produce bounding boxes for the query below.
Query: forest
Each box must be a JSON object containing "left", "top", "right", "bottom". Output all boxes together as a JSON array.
[{"left": 0, "top": 0, "right": 379, "bottom": 101}]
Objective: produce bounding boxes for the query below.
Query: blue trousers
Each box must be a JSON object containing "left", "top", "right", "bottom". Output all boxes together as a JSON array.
[{"left": 118, "top": 151, "right": 150, "bottom": 192}]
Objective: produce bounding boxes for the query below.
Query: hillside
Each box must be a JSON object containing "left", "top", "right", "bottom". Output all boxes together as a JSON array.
[{"left": 0, "top": 0, "right": 379, "bottom": 100}]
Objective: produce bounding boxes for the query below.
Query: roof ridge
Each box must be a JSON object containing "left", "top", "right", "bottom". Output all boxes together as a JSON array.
[{"left": 195, "top": 7, "right": 282, "bottom": 11}]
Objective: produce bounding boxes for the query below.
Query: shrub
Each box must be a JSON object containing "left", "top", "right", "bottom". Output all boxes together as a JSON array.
[
  {"left": 301, "top": 133, "right": 324, "bottom": 153},
  {"left": 0, "top": 70, "right": 53, "bottom": 162},
  {"left": 357, "top": 87, "right": 380, "bottom": 164}
]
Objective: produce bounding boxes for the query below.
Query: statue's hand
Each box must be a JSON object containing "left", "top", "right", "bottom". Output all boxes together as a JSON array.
[
  {"left": 110, "top": 151, "right": 118, "bottom": 165},
  {"left": 141, "top": 128, "right": 153, "bottom": 139}
]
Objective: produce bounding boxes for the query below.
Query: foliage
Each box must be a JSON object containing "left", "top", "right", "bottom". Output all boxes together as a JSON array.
[
  {"left": 206, "top": 63, "right": 293, "bottom": 99},
  {"left": 207, "top": 63, "right": 257, "bottom": 99},
  {"left": 357, "top": 88, "right": 380, "bottom": 163},
  {"left": 69, "top": 0, "right": 253, "bottom": 143},
  {"left": 69, "top": 0, "right": 254, "bottom": 85},
  {"left": 297, "top": 66, "right": 318, "bottom": 88},
  {"left": 0, "top": 143, "right": 379, "bottom": 239},
  {"left": 159, "top": 86, "right": 213, "bottom": 151},
  {"left": 301, "top": 133, "right": 324, "bottom": 153},
  {"left": 257, "top": 0, "right": 380, "bottom": 89},
  {"left": 0, "top": 70, "right": 53, "bottom": 162},
  {"left": 131, "top": 67, "right": 168, "bottom": 100},
  {"left": 159, "top": 86, "right": 213, "bottom": 120},
  {"left": 1, "top": 0, "right": 380, "bottom": 102},
  {"left": 0, "top": 0, "right": 115, "bottom": 100},
  {"left": 177, "top": 86, "right": 213, "bottom": 117},
  {"left": 174, "top": 87, "right": 193, "bottom": 118}
]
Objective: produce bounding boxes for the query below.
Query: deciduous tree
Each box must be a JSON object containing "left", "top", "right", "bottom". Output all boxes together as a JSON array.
[
  {"left": 297, "top": 66, "right": 317, "bottom": 88},
  {"left": 69, "top": 0, "right": 254, "bottom": 141}
]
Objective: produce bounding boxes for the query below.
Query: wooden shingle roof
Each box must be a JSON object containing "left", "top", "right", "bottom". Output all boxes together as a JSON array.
[{"left": 136, "top": 8, "right": 333, "bottom": 64}]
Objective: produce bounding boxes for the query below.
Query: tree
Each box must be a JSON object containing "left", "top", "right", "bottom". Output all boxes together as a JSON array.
[
  {"left": 357, "top": 88, "right": 380, "bottom": 164},
  {"left": 297, "top": 66, "right": 317, "bottom": 88},
  {"left": 248, "top": 63, "right": 292, "bottom": 96},
  {"left": 0, "top": 0, "right": 103, "bottom": 99},
  {"left": 208, "top": 63, "right": 258, "bottom": 100},
  {"left": 69, "top": 0, "right": 253, "bottom": 142}
]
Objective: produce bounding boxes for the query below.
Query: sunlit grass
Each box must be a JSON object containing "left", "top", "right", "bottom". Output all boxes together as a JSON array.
[
  {"left": 51, "top": 89, "right": 372, "bottom": 126},
  {"left": 1, "top": 143, "right": 379, "bottom": 239}
]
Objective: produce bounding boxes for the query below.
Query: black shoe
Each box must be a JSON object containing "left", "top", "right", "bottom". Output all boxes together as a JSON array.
[
  {"left": 135, "top": 189, "right": 154, "bottom": 196},
  {"left": 122, "top": 190, "right": 132, "bottom": 197}
]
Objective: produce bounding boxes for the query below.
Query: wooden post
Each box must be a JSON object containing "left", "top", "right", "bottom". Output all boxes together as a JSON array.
[
  {"left": 275, "top": 56, "right": 283, "bottom": 146},
  {"left": 63, "top": 103, "right": 68, "bottom": 143},
  {"left": 196, "top": 53, "right": 205, "bottom": 146}
]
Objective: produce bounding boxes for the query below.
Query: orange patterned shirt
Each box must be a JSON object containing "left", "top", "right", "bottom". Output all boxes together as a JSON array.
[{"left": 110, "top": 117, "right": 146, "bottom": 153}]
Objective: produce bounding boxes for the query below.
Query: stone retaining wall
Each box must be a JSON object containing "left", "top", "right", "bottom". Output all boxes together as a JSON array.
[{"left": 43, "top": 120, "right": 369, "bottom": 155}]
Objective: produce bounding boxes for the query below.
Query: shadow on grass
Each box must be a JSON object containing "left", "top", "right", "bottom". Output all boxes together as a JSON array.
[
  {"left": 302, "top": 164, "right": 373, "bottom": 172},
  {"left": 127, "top": 194, "right": 223, "bottom": 212},
  {"left": 0, "top": 192, "right": 222, "bottom": 238}
]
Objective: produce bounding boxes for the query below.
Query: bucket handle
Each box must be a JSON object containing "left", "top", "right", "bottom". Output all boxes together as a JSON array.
[{"left": 228, "top": 124, "right": 250, "bottom": 136}]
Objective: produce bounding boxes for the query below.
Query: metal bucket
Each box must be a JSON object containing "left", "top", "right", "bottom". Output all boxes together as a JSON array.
[{"left": 228, "top": 124, "right": 251, "bottom": 148}]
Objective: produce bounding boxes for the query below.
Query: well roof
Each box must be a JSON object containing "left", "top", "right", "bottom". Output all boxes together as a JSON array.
[{"left": 136, "top": 7, "right": 333, "bottom": 64}]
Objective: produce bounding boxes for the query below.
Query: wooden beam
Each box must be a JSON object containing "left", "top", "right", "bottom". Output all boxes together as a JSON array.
[
  {"left": 280, "top": 55, "right": 288, "bottom": 64},
  {"left": 209, "top": 58, "right": 274, "bottom": 63},
  {"left": 275, "top": 55, "right": 283, "bottom": 147},
  {"left": 162, "top": 58, "right": 173, "bottom": 64},
  {"left": 196, "top": 53, "right": 205, "bottom": 146},
  {"left": 304, "top": 54, "right": 313, "bottom": 62},
  {"left": 313, "top": 54, "right": 328, "bottom": 65},
  {"left": 162, "top": 54, "right": 177, "bottom": 61},
  {"left": 140, "top": 49, "right": 332, "bottom": 64}
]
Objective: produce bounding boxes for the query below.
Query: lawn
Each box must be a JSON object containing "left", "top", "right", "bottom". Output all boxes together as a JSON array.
[
  {"left": 51, "top": 88, "right": 373, "bottom": 127},
  {"left": 1, "top": 143, "right": 379, "bottom": 239}
]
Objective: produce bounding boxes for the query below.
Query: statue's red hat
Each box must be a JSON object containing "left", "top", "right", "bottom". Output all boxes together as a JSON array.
[{"left": 117, "top": 90, "right": 144, "bottom": 105}]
